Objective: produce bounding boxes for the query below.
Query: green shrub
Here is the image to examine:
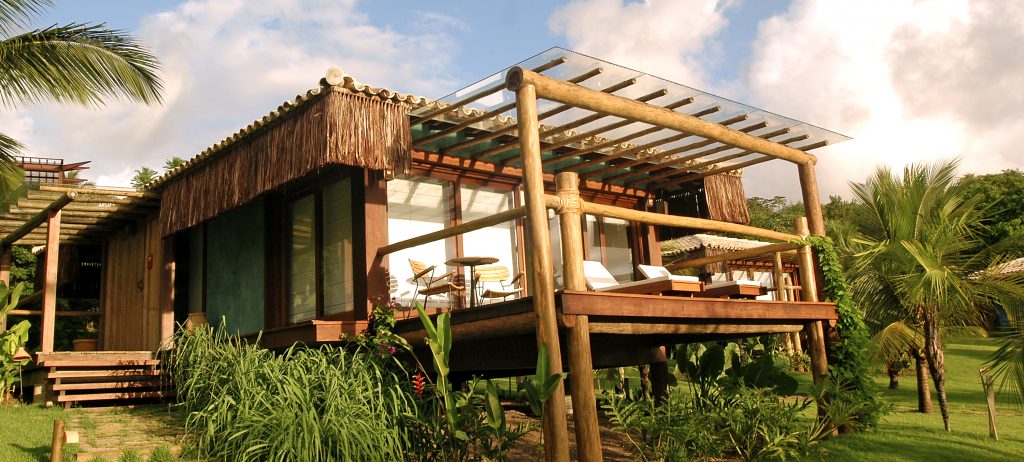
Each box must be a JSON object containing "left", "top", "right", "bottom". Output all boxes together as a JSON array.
[
  {"left": 117, "top": 449, "right": 143, "bottom": 462},
  {"left": 147, "top": 444, "right": 175, "bottom": 462},
  {"left": 172, "top": 323, "right": 414, "bottom": 461}
]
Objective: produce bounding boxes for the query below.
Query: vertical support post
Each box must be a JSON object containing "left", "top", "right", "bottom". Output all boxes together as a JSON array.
[
  {"left": 159, "top": 238, "right": 176, "bottom": 347},
  {"left": 796, "top": 216, "right": 827, "bottom": 383},
  {"left": 50, "top": 419, "right": 64, "bottom": 462},
  {"left": 515, "top": 82, "right": 570, "bottom": 461},
  {"left": 0, "top": 246, "right": 9, "bottom": 332},
  {"left": 41, "top": 209, "right": 60, "bottom": 353},
  {"left": 556, "top": 172, "right": 603, "bottom": 462},
  {"left": 798, "top": 161, "right": 826, "bottom": 237},
  {"left": 773, "top": 251, "right": 796, "bottom": 356},
  {"left": 357, "top": 169, "right": 390, "bottom": 320}
]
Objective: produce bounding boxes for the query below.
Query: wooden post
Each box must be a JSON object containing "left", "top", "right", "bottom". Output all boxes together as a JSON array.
[
  {"left": 0, "top": 246, "right": 8, "bottom": 332},
  {"left": 798, "top": 162, "right": 826, "bottom": 237},
  {"left": 556, "top": 172, "right": 603, "bottom": 462},
  {"left": 159, "top": 237, "right": 176, "bottom": 347},
  {"left": 50, "top": 419, "right": 64, "bottom": 462},
  {"left": 513, "top": 81, "right": 570, "bottom": 461},
  {"left": 796, "top": 217, "right": 827, "bottom": 383},
  {"left": 41, "top": 209, "right": 60, "bottom": 353}
]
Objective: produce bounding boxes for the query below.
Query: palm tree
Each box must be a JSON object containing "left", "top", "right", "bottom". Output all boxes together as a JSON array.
[
  {"left": 0, "top": 0, "right": 162, "bottom": 198},
  {"left": 846, "top": 160, "right": 1024, "bottom": 431}
]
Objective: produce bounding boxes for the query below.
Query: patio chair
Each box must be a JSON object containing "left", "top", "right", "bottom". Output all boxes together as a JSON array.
[
  {"left": 475, "top": 265, "right": 524, "bottom": 304},
  {"left": 583, "top": 261, "right": 702, "bottom": 295},
  {"left": 637, "top": 264, "right": 700, "bottom": 283},
  {"left": 408, "top": 259, "right": 463, "bottom": 308}
]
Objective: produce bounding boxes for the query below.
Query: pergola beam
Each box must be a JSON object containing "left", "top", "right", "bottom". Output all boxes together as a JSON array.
[
  {"left": 506, "top": 67, "right": 816, "bottom": 165},
  {"left": 1, "top": 192, "right": 77, "bottom": 247}
]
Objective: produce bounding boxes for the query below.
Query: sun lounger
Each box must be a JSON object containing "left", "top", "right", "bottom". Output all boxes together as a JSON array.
[
  {"left": 583, "top": 261, "right": 702, "bottom": 295},
  {"left": 699, "top": 279, "right": 766, "bottom": 299}
]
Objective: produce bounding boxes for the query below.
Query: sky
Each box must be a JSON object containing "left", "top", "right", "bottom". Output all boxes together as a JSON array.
[{"left": 3, "top": 0, "right": 1022, "bottom": 199}]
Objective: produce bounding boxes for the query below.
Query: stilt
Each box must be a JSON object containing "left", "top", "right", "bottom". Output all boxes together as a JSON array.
[
  {"left": 556, "top": 172, "right": 603, "bottom": 462},
  {"left": 512, "top": 81, "right": 570, "bottom": 462},
  {"left": 41, "top": 209, "right": 61, "bottom": 353}
]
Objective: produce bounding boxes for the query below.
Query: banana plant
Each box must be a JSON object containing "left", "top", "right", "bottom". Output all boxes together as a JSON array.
[
  {"left": 416, "top": 304, "right": 461, "bottom": 438},
  {"left": 1, "top": 281, "right": 28, "bottom": 401},
  {"left": 524, "top": 345, "right": 566, "bottom": 417}
]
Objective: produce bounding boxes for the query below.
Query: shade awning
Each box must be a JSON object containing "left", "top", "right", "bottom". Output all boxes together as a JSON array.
[{"left": 409, "top": 47, "right": 849, "bottom": 190}]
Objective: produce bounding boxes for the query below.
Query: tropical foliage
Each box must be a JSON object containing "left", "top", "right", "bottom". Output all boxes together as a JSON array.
[
  {"left": 0, "top": 281, "right": 28, "bottom": 400},
  {"left": 0, "top": 0, "right": 162, "bottom": 199},
  {"left": 844, "top": 160, "right": 1024, "bottom": 430}
]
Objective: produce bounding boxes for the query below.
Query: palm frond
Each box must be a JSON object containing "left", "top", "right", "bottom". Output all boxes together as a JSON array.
[
  {"left": 0, "top": 0, "right": 50, "bottom": 36},
  {"left": 0, "top": 132, "right": 25, "bottom": 208},
  {"left": 0, "top": 22, "right": 163, "bottom": 108},
  {"left": 871, "top": 321, "right": 923, "bottom": 363}
]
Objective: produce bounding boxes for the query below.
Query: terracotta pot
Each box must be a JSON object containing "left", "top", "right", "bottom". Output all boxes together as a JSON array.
[
  {"left": 185, "top": 312, "right": 208, "bottom": 331},
  {"left": 72, "top": 338, "right": 98, "bottom": 352}
]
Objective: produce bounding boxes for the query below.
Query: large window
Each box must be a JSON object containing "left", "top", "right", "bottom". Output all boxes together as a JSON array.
[
  {"left": 460, "top": 184, "right": 518, "bottom": 282},
  {"left": 387, "top": 177, "right": 454, "bottom": 305},
  {"left": 285, "top": 178, "right": 354, "bottom": 324},
  {"left": 586, "top": 215, "right": 635, "bottom": 282}
]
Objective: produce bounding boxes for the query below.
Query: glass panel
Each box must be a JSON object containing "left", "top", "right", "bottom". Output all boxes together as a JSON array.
[
  {"left": 323, "top": 179, "right": 354, "bottom": 315},
  {"left": 287, "top": 195, "right": 317, "bottom": 323},
  {"left": 585, "top": 215, "right": 601, "bottom": 263},
  {"left": 603, "top": 217, "right": 634, "bottom": 282},
  {"left": 461, "top": 185, "right": 517, "bottom": 296},
  {"left": 548, "top": 212, "right": 563, "bottom": 289},
  {"left": 387, "top": 177, "right": 453, "bottom": 307}
]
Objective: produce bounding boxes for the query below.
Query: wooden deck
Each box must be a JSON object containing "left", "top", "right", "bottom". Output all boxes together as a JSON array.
[{"left": 391, "top": 291, "right": 836, "bottom": 377}]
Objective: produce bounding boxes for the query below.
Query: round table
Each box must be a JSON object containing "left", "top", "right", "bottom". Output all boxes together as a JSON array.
[{"left": 445, "top": 256, "right": 499, "bottom": 308}]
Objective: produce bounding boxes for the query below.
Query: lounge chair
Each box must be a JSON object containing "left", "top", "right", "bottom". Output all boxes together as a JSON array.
[
  {"left": 583, "top": 261, "right": 702, "bottom": 295},
  {"left": 699, "top": 278, "right": 766, "bottom": 299},
  {"left": 475, "top": 265, "right": 523, "bottom": 304},
  {"left": 408, "top": 259, "right": 464, "bottom": 308}
]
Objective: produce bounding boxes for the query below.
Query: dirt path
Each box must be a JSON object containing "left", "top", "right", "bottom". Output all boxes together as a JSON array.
[{"left": 68, "top": 405, "right": 187, "bottom": 461}]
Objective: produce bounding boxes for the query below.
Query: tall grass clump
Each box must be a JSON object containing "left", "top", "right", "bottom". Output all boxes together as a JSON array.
[{"left": 171, "top": 323, "right": 414, "bottom": 461}]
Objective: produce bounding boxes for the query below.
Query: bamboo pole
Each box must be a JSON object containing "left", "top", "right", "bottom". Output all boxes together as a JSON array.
[
  {"left": 796, "top": 216, "right": 827, "bottom": 383},
  {"left": 556, "top": 172, "right": 603, "bottom": 461},
  {"left": 515, "top": 82, "right": 570, "bottom": 461},
  {"left": 639, "top": 134, "right": 811, "bottom": 188},
  {"left": 50, "top": 419, "right": 64, "bottom": 462},
  {"left": 506, "top": 67, "right": 815, "bottom": 165},
  {"left": 40, "top": 209, "right": 60, "bottom": 353},
  {"left": 582, "top": 201, "right": 800, "bottom": 242},
  {"left": 1, "top": 192, "right": 76, "bottom": 247}
]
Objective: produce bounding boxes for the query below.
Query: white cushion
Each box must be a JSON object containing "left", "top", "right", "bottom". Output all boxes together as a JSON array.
[
  {"left": 583, "top": 260, "right": 619, "bottom": 290},
  {"left": 705, "top": 279, "right": 761, "bottom": 290},
  {"left": 638, "top": 264, "right": 670, "bottom": 279}
]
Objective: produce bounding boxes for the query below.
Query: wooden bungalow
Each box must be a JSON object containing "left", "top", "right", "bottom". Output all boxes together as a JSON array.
[{"left": 2, "top": 48, "right": 847, "bottom": 459}]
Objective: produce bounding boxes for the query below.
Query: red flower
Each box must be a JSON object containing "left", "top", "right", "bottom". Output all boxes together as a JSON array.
[{"left": 413, "top": 373, "right": 426, "bottom": 397}]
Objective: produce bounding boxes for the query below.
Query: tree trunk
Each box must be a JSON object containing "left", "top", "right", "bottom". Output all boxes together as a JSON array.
[
  {"left": 887, "top": 362, "right": 900, "bottom": 390},
  {"left": 638, "top": 365, "right": 651, "bottom": 397},
  {"left": 923, "top": 308, "right": 950, "bottom": 430},
  {"left": 912, "top": 347, "right": 933, "bottom": 413}
]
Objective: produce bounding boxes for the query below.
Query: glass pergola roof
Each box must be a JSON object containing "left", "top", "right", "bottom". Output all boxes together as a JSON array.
[{"left": 408, "top": 47, "right": 849, "bottom": 190}]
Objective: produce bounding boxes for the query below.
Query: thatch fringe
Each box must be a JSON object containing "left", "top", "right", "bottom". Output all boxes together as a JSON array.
[
  {"left": 703, "top": 173, "right": 749, "bottom": 225},
  {"left": 159, "top": 89, "right": 410, "bottom": 236}
]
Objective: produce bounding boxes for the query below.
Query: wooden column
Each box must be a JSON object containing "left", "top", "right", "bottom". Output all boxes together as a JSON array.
[
  {"left": 798, "top": 161, "right": 826, "bottom": 237},
  {"left": 0, "top": 246, "right": 8, "bottom": 332},
  {"left": 159, "top": 238, "right": 175, "bottom": 347},
  {"left": 796, "top": 217, "right": 827, "bottom": 383},
  {"left": 556, "top": 172, "right": 603, "bottom": 462},
  {"left": 357, "top": 169, "right": 390, "bottom": 320},
  {"left": 41, "top": 209, "right": 61, "bottom": 353},
  {"left": 513, "top": 82, "right": 570, "bottom": 461}
]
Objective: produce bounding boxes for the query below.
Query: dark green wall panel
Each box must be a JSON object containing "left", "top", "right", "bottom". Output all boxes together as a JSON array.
[{"left": 206, "top": 198, "right": 265, "bottom": 334}]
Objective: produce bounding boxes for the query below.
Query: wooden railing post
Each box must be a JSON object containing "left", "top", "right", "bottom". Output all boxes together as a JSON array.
[
  {"left": 796, "top": 216, "right": 827, "bottom": 383},
  {"left": 556, "top": 172, "right": 603, "bottom": 462},
  {"left": 41, "top": 209, "right": 61, "bottom": 353},
  {"left": 512, "top": 81, "right": 570, "bottom": 461}
]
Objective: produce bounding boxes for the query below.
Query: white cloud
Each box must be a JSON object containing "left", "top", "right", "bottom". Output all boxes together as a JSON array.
[
  {"left": 549, "top": 0, "right": 1024, "bottom": 200},
  {"left": 549, "top": 0, "right": 737, "bottom": 89},
  {"left": 743, "top": 0, "right": 1024, "bottom": 198},
  {"left": 6, "top": 0, "right": 460, "bottom": 186}
]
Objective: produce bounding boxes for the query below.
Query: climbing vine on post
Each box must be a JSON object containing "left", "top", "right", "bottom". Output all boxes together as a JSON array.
[{"left": 804, "top": 235, "right": 884, "bottom": 428}]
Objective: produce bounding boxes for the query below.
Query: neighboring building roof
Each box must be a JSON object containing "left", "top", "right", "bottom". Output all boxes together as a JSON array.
[
  {"left": 661, "top": 233, "right": 771, "bottom": 257},
  {"left": 996, "top": 257, "right": 1024, "bottom": 274}
]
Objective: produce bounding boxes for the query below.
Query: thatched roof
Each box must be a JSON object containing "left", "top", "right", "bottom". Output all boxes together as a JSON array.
[
  {"left": 155, "top": 67, "right": 429, "bottom": 236},
  {"left": 996, "top": 257, "right": 1024, "bottom": 274},
  {"left": 661, "top": 233, "right": 772, "bottom": 257}
]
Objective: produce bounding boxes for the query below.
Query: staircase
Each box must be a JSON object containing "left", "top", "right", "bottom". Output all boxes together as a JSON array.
[{"left": 35, "top": 351, "right": 174, "bottom": 408}]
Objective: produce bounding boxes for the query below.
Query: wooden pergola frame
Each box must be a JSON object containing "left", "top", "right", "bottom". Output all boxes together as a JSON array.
[
  {"left": 0, "top": 185, "right": 160, "bottom": 353},
  {"left": 503, "top": 67, "right": 831, "bottom": 461}
]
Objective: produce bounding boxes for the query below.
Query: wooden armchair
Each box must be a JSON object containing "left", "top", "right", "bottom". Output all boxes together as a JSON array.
[
  {"left": 475, "top": 265, "right": 524, "bottom": 304},
  {"left": 408, "top": 259, "right": 463, "bottom": 308}
]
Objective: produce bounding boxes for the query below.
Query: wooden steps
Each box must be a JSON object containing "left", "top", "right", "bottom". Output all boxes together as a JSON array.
[{"left": 36, "top": 351, "right": 173, "bottom": 407}]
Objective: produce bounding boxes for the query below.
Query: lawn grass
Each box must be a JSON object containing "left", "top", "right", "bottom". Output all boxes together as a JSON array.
[
  {"left": 0, "top": 404, "right": 70, "bottom": 462},
  {"left": 805, "top": 336, "right": 1024, "bottom": 461}
]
